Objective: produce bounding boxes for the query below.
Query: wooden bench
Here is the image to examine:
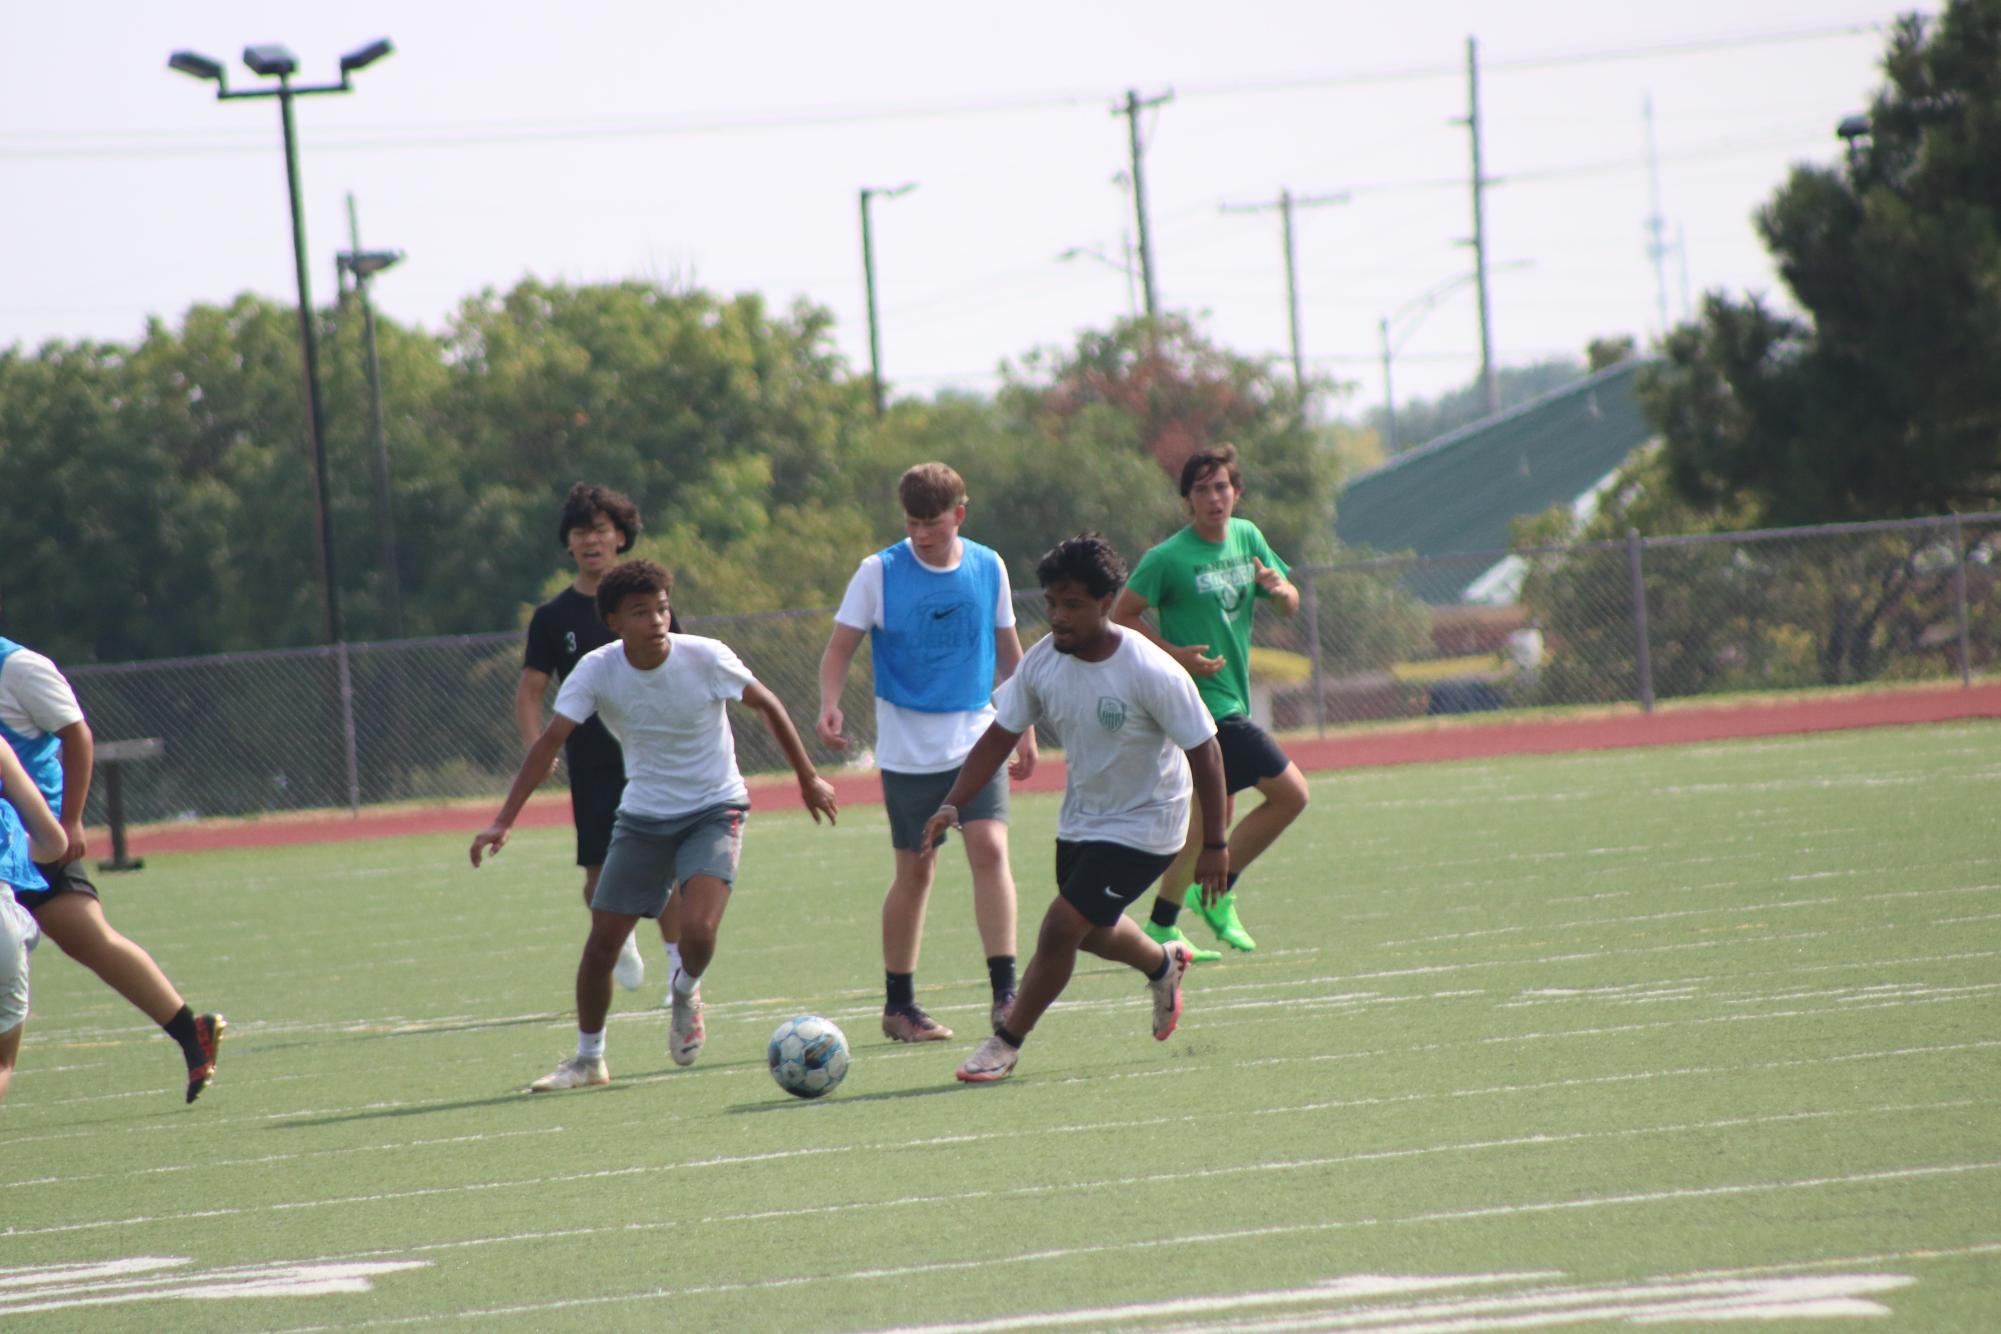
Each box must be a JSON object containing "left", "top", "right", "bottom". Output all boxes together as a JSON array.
[{"left": 95, "top": 737, "right": 165, "bottom": 872}]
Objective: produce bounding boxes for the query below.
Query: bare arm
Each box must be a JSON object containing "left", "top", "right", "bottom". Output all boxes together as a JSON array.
[
  {"left": 470, "top": 715, "right": 579, "bottom": 866},
  {"left": 741, "top": 681, "right": 839, "bottom": 824},
  {"left": 1, "top": 743, "right": 65, "bottom": 865},
  {"left": 514, "top": 668, "right": 552, "bottom": 749},
  {"left": 994, "top": 627, "right": 1038, "bottom": 780},
  {"left": 816, "top": 623, "right": 867, "bottom": 750},
  {"left": 54, "top": 720, "right": 91, "bottom": 864},
  {"left": 1110, "top": 588, "right": 1225, "bottom": 678},
  {"left": 918, "top": 721, "right": 1025, "bottom": 852},
  {"left": 1185, "top": 737, "right": 1230, "bottom": 905}
]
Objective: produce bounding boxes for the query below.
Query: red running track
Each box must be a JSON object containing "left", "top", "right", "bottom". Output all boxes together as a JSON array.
[{"left": 109, "top": 682, "right": 2001, "bottom": 856}]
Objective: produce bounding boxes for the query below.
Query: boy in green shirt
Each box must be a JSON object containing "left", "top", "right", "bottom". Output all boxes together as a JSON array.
[{"left": 1111, "top": 444, "right": 1310, "bottom": 957}]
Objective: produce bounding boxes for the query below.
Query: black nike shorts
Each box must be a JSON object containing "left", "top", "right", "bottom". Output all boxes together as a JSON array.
[{"left": 1055, "top": 839, "right": 1178, "bottom": 928}]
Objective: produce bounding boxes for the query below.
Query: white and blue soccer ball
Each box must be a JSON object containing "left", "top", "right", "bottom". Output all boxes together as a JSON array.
[{"left": 768, "top": 1014, "right": 850, "bottom": 1099}]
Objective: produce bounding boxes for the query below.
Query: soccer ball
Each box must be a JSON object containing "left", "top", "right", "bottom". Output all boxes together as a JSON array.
[{"left": 768, "top": 1015, "right": 850, "bottom": 1099}]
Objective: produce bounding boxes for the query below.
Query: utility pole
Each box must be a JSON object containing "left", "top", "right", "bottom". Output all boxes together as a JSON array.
[
  {"left": 859, "top": 182, "right": 915, "bottom": 418},
  {"left": 1220, "top": 188, "right": 1347, "bottom": 398},
  {"left": 1644, "top": 94, "right": 1671, "bottom": 338},
  {"left": 1457, "top": 36, "right": 1498, "bottom": 417},
  {"left": 1113, "top": 88, "right": 1173, "bottom": 322},
  {"left": 338, "top": 193, "right": 404, "bottom": 639}
]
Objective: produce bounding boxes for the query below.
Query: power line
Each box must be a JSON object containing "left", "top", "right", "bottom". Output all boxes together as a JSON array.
[{"left": 0, "top": 19, "right": 1892, "bottom": 161}]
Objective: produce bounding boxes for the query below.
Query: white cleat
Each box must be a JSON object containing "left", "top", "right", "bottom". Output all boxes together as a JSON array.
[
  {"left": 613, "top": 932, "right": 645, "bottom": 991},
  {"left": 668, "top": 979, "right": 705, "bottom": 1067},
  {"left": 956, "top": 1033, "right": 1020, "bottom": 1083},
  {"left": 529, "top": 1054, "right": 609, "bottom": 1093},
  {"left": 1148, "top": 941, "right": 1192, "bottom": 1041}
]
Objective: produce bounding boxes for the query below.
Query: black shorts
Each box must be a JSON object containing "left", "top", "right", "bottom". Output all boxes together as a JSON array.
[
  {"left": 1216, "top": 715, "right": 1291, "bottom": 795},
  {"left": 16, "top": 859, "right": 100, "bottom": 915},
  {"left": 1056, "top": 840, "right": 1178, "bottom": 928},
  {"left": 569, "top": 767, "right": 626, "bottom": 868}
]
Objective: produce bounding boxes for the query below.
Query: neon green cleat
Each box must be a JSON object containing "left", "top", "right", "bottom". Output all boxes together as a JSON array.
[
  {"left": 1143, "top": 918, "right": 1220, "bottom": 963},
  {"left": 1194, "top": 890, "right": 1257, "bottom": 953}
]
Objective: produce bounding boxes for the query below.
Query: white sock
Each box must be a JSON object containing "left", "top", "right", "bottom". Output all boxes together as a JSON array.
[
  {"left": 665, "top": 940, "right": 683, "bottom": 978},
  {"left": 671, "top": 966, "right": 700, "bottom": 1000},
  {"left": 577, "top": 1029, "right": 605, "bottom": 1061}
]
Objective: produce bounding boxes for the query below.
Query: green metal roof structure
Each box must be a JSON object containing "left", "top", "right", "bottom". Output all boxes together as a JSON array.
[{"left": 1334, "top": 360, "right": 1658, "bottom": 603}]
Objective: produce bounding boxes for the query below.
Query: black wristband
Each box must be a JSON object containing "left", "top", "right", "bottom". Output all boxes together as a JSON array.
[{"left": 1203, "top": 841, "right": 1228, "bottom": 850}]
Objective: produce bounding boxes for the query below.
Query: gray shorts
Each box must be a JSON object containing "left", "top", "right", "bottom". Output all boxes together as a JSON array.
[
  {"left": 882, "top": 765, "right": 1008, "bottom": 852},
  {"left": 592, "top": 803, "right": 748, "bottom": 919},
  {"left": 0, "top": 890, "right": 38, "bottom": 1032}
]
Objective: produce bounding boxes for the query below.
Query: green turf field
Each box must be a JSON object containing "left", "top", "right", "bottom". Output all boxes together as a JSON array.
[{"left": 5, "top": 723, "right": 1998, "bottom": 1331}]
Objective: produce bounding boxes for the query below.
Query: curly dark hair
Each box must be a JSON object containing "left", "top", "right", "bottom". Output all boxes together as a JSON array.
[
  {"left": 1035, "top": 532, "right": 1126, "bottom": 600},
  {"left": 1178, "top": 443, "right": 1243, "bottom": 498},
  {"left": 558, "top": 482, "right": 642, "bottom": 552},
  {"left": 594, "top": 559, "right": 674, "bottom": 620}
]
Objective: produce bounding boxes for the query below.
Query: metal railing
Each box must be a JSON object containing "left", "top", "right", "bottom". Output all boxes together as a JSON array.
[{"left": 63, "top": 512, "right": 2000, "bottom": 827}]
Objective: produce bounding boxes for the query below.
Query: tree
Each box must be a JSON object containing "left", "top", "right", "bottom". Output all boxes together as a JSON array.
[{"left": 1642, "top": 0, "right": 2001, "bottom": 524}]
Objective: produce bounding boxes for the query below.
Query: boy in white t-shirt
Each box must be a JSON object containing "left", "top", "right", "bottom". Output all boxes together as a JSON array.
[
  {"left": 473, "top": 560, "right": 839, "bottom": 1092},
  {"left": 816, "top": 463, "right": 1036, "bottom": 1043},
  {"left": 920, "top": 534, "right": 1229, "bottom": 1084}
]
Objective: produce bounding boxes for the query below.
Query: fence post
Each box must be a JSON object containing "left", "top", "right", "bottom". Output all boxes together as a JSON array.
[
  {"left": 1952, "top": 513, "right": 1973, "bottom": 689},
  {"left": 336, "top": 641, "right": 361, "bottom": 816},
  {"left": 1303, "top": 568, "right": 1326, "bottom": 737},
  {"left": 1626, "top": 528, "right": 1655, "bottom": 713}
]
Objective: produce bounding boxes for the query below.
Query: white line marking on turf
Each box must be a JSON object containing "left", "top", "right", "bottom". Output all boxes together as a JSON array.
[{"left": 0, "top": 1257, "right": 428, "bottom": 1315}]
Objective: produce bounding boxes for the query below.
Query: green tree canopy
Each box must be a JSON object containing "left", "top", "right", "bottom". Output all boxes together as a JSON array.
[{"left": 1642, "top": 0, "right": 2001, "bottom": 524}]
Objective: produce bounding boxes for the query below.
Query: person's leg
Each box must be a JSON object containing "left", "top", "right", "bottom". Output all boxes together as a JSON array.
[
  {"left": 999, "top": 896, "right": 1096, "bottom": 1039},
  {"left": 959, "top": 819, "right": 1019, "bottom": 1025},
  {"left": 1142, "top": 792, "right": 1222, "bottom": 962},
  {"left": 882, "top": 846, "right": 954, "bottom": 1040},
  {"left": 1227, "top": 763, "right": 1310, "bottom": 875},
  {"left": 32, "top": 890, "right": 183, "bottom": 1025},
  {"left": 0, "top": 1021, "right": 20, "bottom": 1104},
  {"left": 575, "top": 910, "right": 639, "bottom": 1036}
]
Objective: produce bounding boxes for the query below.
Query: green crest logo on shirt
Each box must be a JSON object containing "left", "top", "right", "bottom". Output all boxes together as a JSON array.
[{"left": 1096, "top": 697, "right": 1128, "bottom": 732}]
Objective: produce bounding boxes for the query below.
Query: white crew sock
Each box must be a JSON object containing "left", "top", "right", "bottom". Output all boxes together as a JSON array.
[
  {"left": 671, "top": 965, "right": 700, "bottom": 1000},
  {"left": 577, "top": 1029, "right": 606, "bottom": 1061},
  {"left": 665, "top": 939, "right": 683, "bottom": 980}
]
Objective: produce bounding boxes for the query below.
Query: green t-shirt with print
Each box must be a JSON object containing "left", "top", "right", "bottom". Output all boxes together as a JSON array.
[{"left": 1125, "top": 517, "right": 1288, "bottom": 721}]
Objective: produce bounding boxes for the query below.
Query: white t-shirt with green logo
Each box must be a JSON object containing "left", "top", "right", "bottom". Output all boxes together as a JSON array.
[{"left": 991, "top": 630, "right": 1217, "bottom": 854}]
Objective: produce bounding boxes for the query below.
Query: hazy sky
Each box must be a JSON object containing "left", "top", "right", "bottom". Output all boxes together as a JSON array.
[{"left": 0, "top": 1, "right": 1931, "bottom": 417}]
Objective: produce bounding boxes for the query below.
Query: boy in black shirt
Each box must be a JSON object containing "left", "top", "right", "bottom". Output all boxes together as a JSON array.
[{"left": 516, "top": 484, "right": 685, "bottom": 998}]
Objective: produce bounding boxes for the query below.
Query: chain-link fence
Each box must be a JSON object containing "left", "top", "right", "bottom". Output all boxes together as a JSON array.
[{"left": 63, "top": 512, "right": 2000, "bottom": 827}]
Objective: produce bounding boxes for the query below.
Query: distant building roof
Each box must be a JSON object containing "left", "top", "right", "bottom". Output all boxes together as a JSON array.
[{"left": 1334, "top": 359, "right": 1657, "bottom": 603}]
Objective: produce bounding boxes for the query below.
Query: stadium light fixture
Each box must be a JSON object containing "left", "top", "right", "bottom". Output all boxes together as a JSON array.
[
  {"left": 168, "top": 50, "right": 226, "bottom": 83},
  {"left": 242, "top": 44, "right": 300, "bottom": 78},
  {"left": 167, "top": 37, "right": 396, "bottom": 645},
  {"left": 1836, "top": 113, "right": 1873, "bottom": 172}
]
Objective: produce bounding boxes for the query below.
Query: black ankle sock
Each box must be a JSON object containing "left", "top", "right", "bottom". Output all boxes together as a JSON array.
[
  {"left": 886, "top": 971, "right": 915, "bottom": 1010},
  {"left": 162, "top": 1006, "right": 202, "bottom": 1065},
  {"left": 986, "top": 955, "right": 1016, "bottom": 998},
  {"left": 995, "top": 1025, "right": 1024, "bottom": 1048},
  {"left": 1149, "top": 898, "right": 1182, "bottom": 929},
  {"left": 1146, "top": 946, "right": 1171, "bottom": 981}
]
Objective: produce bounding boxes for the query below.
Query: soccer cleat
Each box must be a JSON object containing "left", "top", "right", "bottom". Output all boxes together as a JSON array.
[
  {"left": 1143, "top": 918, "right": 1220, "bottom": 963},
  {"left": 1193, "top": 890, "right": 1257, "bottom": 953},
  {"left": 530, "top": 1054, "right": 610, "bottom": 1092},
  {"left": 613, "top": 931, "right": 646, "bottom": 991},
  {"left": 881, "top": 1003, "right": 953, "bottom": 1043},
  {"left": 989, "top": 988, "right": 1017, "bottom": 1034},
  {"left": 185, "top": 1013, "right": 227, "bottom": 1104},
  {"left": 668, "top": 982, "right": 705, "bottom": 1067},
  {"left": 1147, "top": 942, "right": 1193, "bottom": 1040},
  {"left": 955, "top": 1033, "right": 1020, "bottom": 1083}
]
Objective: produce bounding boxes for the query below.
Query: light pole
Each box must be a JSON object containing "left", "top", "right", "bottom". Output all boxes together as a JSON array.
[
  {"left": 1057, "top": 245, "right": 1139, "bottom": 321},
  {"left": 169, "top": 38, "right": 394, "bottom": 645},
  {"left": 859, "top": 182, "right": 915, "bottom": 418},
  {"left": 1379, "top": 260, "right": 1531, "bottom": 453},
  {"left": 336, "top": 194, "right": 404, "bottom": 641},
  {"left": 1836, "top": 113, "right": 1872, "bottom": 172}
]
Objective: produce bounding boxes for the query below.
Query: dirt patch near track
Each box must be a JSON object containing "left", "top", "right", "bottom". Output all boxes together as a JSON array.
[{"left": 105, "top": 682, "right": 2001, "bottom": 857}]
